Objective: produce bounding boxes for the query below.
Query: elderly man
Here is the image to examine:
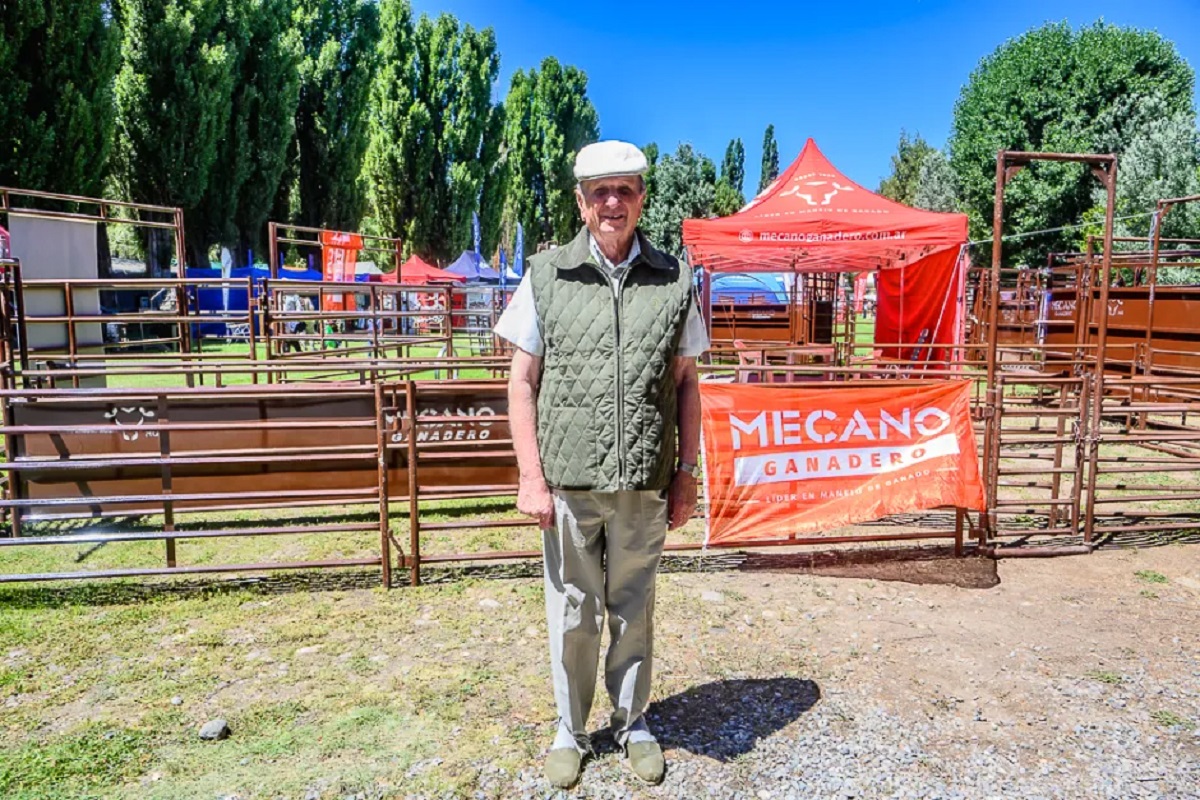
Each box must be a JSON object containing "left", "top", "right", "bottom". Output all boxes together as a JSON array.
[{"left": 494, "top": 140, "right": 709, "bottom": 788}]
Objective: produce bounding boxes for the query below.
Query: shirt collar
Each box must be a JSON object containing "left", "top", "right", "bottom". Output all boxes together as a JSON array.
[{"left": 588, "top": 233, "right": 641, "bottom": 271}]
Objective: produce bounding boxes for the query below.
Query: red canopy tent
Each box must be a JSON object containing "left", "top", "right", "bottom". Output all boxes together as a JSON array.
[
  {"left": 682, "top": 138, "right": 969, "bottom": 362},
  {"left": 381, "top": 254, "right": 465, "bottom": 285}
]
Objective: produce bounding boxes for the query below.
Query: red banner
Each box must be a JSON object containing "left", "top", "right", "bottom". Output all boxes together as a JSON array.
[
  {"left": 853, "top": 272, "right": 868, "bottom": 316},
  {"left": 700, "top": 381, "right": 984, "bottom": 545},
  {"left": 320, "top": 231, "right": 363, "bottom": 311}
]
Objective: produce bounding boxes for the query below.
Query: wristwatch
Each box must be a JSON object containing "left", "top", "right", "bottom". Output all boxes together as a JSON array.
[{"left": 677, "top": 461, "right": 700, "bottom": 477}]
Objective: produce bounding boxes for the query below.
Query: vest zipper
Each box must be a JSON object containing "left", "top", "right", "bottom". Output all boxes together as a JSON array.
[{"left": 612, "top": 267, "right": 630, "bottom": 490}]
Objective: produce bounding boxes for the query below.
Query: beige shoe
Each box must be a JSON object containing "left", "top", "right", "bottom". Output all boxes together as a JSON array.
[
  {"left": 545, "top": 747, "right": 582, "bottom": 788},
  {"left": 627, "top": 741, "right": 665, "bottom": 784}
]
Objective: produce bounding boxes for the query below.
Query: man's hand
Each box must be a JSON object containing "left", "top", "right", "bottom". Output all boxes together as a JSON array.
[
  {"left": 518, "top": 476, "right": 555, "bottom": 529},
  {"left": 667, "top": 470, "right": 698, "bottom": 530}
]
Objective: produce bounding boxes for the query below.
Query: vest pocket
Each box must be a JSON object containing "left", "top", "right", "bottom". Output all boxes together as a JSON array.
[{"left": 540, "top": 405, "right": 602, "bottom": 489}]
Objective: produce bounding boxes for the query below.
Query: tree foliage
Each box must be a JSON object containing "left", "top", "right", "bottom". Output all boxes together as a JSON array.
[
  {"left": 713, "top": 137, "right": 746, "bottom": 217},
  {"left": 642, "top": 142, "right": 660, "bottom": 201},
  {"left": 912, "top": 149, "right": 959, "bottom": 213},
  {"left": 758, "top": 124, "right": 779, "bottom": 195},
  {"left": 475, "top": 103, "right": 506, "bottom": 260},
  {"left": 0, "top": 0, "right": 119, "bottom": 196},
  {"left": 113, "top": 0, "right": 236, "bottom": 266},
  {"left": 231, "top": 0, "right": 301, "bottom": 263},
  {"left": 722, "top": 138, "right": 746, "bottom": 196},
  {"left": 949, "top": 21, "right": 1195, "bottom": 264},
  {"left": 878, "top": 130, "right": 934, "bottom": 207},
  {"left": 642, "top": 143, "right": 715, "bottom": 258},
  {"left": 287, "top": 0, "right": 380, "bottom": 232},
  {"left": 363, "top": 5, "right": 499, "bottom": 261},
  {"left": 1090, "top": 96, "right": 1200, "bottom": 243},
  {"left": 495, "top": 57, "right": 599, "bottom": 251},
  {"left": 191, "top": 0, "right": 301, "bottom": 265}
]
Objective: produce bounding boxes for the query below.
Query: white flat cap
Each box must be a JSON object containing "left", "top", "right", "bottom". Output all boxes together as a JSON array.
[{"left": 574, "top": 140, "right": 648, "bottom": 182}]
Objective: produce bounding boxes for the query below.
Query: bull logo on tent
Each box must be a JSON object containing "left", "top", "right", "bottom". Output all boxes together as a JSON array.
[
  {"left": 738, "top": 230, "right": 754, "bottom": 243},
  {"left": 780, "top": 180, "right": 854, "bottom": 207}
]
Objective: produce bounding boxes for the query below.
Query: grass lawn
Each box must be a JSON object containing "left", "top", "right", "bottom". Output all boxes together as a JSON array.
[
  {"left": 35, "top": 336, "right": 501, "bottom": 390},
  {"left": 0, "top": 495, "right": 709, "bottom": 800}
]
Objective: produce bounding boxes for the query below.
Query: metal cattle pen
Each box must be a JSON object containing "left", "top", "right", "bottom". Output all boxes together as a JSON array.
[
  {"left": 2, "top": 150, "right": 1200, "bottom": 586},
  {"left": 0, "top": 368, "right": 974, "bottom": 587}
]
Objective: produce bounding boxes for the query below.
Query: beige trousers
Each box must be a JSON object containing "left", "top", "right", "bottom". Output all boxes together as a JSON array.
[{"left": 543, "top": 489, "right": 668, "bottom": 753}]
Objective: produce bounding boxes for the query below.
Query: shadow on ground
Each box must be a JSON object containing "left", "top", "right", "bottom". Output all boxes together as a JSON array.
[
  {"left": 595, "top": 677, "right": 823, "bottom": 762},
  {"left": 737, "top": 545, "right": 1001, "bottom": 589}
]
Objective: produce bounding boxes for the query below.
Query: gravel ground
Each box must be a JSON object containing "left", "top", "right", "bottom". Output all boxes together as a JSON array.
[
  {"left": 469, "top": 692, "right": 1199, "bottom": 799},
  {"left": 421, "top": 545, "right": 1200, "bottom": 800}
]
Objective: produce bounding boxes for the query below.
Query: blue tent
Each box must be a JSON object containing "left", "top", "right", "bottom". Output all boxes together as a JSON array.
[
  {"left": 185, "top": 264, "right": 330, "bottom": 337},
  {"left": 710, "top": 273, "right": 789, "bottom": 304},
  {"left": 446, "top": 250, "right": 519, "bottom": 283},
  {"left": 445, "top": 251, "right": 495, "bottom": 282}
]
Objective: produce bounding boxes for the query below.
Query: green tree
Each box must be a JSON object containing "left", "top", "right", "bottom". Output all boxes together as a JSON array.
[
  {"left": 190, "top": 0, "right": 301, "bottom": 266},
  {"left": 722, "top": 138, "right": 746, "bottom": 196},
  {"left": 476, "top": 103, "right": 506, "bottom": 257},
  {"left": 642, "top": 141, "right": 660, "bottom": 201},
  {"left": 0, "top": 0, "right": 119, "bottom": 196},
  {"left": 1094, "top": 97, "right": 1200, "bottom": 244},
  {"left": 496, "top": 58, "right": 599, "bottom": 249},
  {"left": 113, "top": 0, "right": 236, "bottom": 267},
  {"left": 364, "top": 9, "right": 499, "bottom": 261},
  {"left": 232, "top": 0, "right": 301, "bottom": 264},
  {"left": 713, "top": 137, "right": 746, "bottom": 216},
  {"left": 758, "top": 124, "right": 779, "bottom": 194},
  {"left": 878, "top": 130, "right": 935, "bottom": 206},
  {"left": 286, "top": 0, "right": 380, "bottom": 232},
  {"left": 912, "top": 149, "right": 959, "bottom": 213},
  {"left": 535, "top": 58, "right": 601, "bottom": 245},
  {"left": 361, "top": 0, "right": 415, "bottom": 252},
  {"left": 642, "top": 143, "right": 716, "bottom": 258},
  {"left": 712, "top": 180, "right": 743, "bottom": 218},
  {"left": 949, "top": 20, "right": 1194, "bottom": 264}
]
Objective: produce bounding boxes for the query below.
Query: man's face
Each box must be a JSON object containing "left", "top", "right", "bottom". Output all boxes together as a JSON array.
[{"left": 575, "top": 175, "right": 646, "bottom": 249}]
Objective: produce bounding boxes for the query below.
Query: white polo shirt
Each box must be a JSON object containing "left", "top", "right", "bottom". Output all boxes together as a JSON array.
[{"left": 494, "top": 234, "right": 710, "bottom": 358}]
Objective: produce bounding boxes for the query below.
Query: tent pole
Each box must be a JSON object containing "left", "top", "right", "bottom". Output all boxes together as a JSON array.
[{"left": 789, "top": 260, "right": 798, "bottom": 345}]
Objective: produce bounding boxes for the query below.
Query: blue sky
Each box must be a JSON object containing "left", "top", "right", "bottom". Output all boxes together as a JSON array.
[{"left": 410, "top": 0, "right": 1200, "bottom": 195}]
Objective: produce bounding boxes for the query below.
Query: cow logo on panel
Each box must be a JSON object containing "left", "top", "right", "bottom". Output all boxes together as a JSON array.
[
  {"left": 104, "top": 406, "right": 158, "bottom": 441},
  {"left": 738, "top": 230, "right": 754, "bottom": 243}
]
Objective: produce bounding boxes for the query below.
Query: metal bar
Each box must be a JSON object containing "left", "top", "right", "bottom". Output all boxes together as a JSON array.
[
  {"left": 375, "top": 382, "right": 391, "bottom": 589},
  {"left": 406, "top": 380, "right": 420, "bottom": 586},
  {"left": 12, "top": 259, "right": 29, "bottom": 386},
  {"left": 157, "top": 394, "right": 176, "bottom": 567},
  {"left": 0, "top": 185, "right": 180, "bottom": 215},
  {"left": 0, "top": 487, "right": 379, "bottom": 507},
  {"left": 413, "top": 529, "right": 966, "bottom": 565},
  {"left": 954, "top": 507, "right": 964, "bottom": 557},
  {"left": 0, "top": 558, "right": 383, "bottom": 584},
  {"left": 0, "top": 523, "right": 379, "bottom": 546},
  {"left": 986, "top": 545, "right": 1094, "bottom": 558},
  {"left": 59, "top": 285, "right": 80, "bottom": 388},
  {"left": 0, "top": 420, "right": 377, "bottom": 434},
  {"left": 420, "top": 518, "right": 538, "bottom": 532},
  {"left": 268, "top": 221, "right": 279, "bottom": 280}
]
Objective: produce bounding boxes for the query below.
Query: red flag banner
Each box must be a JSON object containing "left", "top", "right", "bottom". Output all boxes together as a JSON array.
[
  {"left": 700, "top": 381, "right": 984, "bottom": 545},
  {"left": 853, "top": 272, "right": 868, "bottom": 316},
  {"left": 320, "top": 231, "right": 363, "bottom": 311}
]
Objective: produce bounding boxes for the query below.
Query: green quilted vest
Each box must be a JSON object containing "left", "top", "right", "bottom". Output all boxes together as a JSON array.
[{"left": 530, "top": 227, "right": 693, "bottom": 491}]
